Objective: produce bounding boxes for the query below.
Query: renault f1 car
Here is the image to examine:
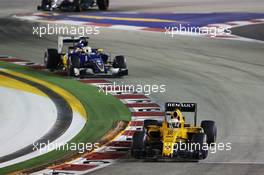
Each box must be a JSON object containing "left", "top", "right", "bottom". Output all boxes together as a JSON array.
[
  {"left": 38, "top": 0, "right": 109, "bottom": 11},
  {"left": 43, "top": 36, "right": 128, "bottom": 77},
  {"left": 131, "top": 102, "right": 217, "bottom": 160}
]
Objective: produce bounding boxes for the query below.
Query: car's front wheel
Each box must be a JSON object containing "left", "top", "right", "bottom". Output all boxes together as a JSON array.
[
  {"left": 113, "top": 55, "right": 128, "bottom": 75},
  {"left": 113, "top": 55, "right": 127, "bottom": 68},
  {"left": 201, "top": 120, "right": 217, "bottom": 145},
  {"left": 191, "top": 133, "right": 208, "bottom": 160},
  {"left": 131, "top": 131, "right": 146, "bottom": 159}
]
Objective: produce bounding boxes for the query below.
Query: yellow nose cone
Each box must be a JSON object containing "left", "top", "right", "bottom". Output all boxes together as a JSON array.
[{"left": 163, "top": 142, "right": 174, "bottom": 157}]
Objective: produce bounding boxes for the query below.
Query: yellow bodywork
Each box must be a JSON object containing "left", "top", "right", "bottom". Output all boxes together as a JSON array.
[
  {"left": 62, "top": 54, "right": 68, "bottom": 67},
  {"left": 146, "top": 109, "right": 202, "bottom": 157}
]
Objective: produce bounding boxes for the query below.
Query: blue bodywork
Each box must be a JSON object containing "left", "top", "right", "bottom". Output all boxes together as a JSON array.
[
  {"left": 38, "top": 0, "right": 96, "bottom": 11},
  {"left": 55, "top": 36, "right": 127, "bottom": 76},
  {"left": 68, "top": 47, "right": 108, "bottom": 74}
]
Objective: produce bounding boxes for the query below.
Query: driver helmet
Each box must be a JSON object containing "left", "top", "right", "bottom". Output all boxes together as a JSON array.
[
  {"left": 169, "top": 118, "right": 180, "bottom": 128},
  {"left": 172, "top": 111, "right": 179, "bottom": 119},
  {"left": 84, "top": 46, "right": 92, "bottom": 53},
  {"left": 169, "top": 110, "right": 181, "bottom": 128},
  {"left": 79, "top": 38, "right": 88, "bottom": 47}
]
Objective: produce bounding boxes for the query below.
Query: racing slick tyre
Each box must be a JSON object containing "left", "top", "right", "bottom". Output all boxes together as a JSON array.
[
  {"left": 44, "top": 49, "right": 60, "bottom": 71},
  {"left": 67, "top": 55, "right": 80, "bottom": 77},
  {"left": 113, "top": 55, "right": 127, "bottom": 68},
  {"left": 97, "top": 0, "right": 109, "bottom": 11},
  {"left": 144, "top": 120, "right": 159, "bottom": 128},
  {"left": 38, "top": 0, "right": 51, "bottom": 10},
  {"left": 113, "top": 55, "right": 128, "bottom": 75},
  {"left": 201, "top": 120, "right": 217, "bottom": 145},
  {"left": 191, "top": 133, "right": 208, "bottom": 160},
  {"left": 74, "top": 0, "right": 83, "bottom": 12},
  {"left": 131, "top": 131, "right": 146, "bottom": 159}
]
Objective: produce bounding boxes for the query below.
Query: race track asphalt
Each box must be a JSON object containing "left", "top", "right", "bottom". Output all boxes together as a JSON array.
[
  {"left": 232, "top": 24, "right": 264, "bottom": 41},
  {"left": 0, "top": 0, "right": 264, "bottom": 175}
]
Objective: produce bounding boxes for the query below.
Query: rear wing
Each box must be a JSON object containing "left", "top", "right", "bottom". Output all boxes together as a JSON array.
[
  {"left": 165, "top": 102, "right": 197, "bottom": 126},
  {"left": 57, "top": 36, "right": 89, "bottom": 53}
]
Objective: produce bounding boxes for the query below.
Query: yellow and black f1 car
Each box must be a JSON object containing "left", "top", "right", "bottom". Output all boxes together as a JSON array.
[{"left": 131, "top": 102, "right": 217, "bottom": 160}]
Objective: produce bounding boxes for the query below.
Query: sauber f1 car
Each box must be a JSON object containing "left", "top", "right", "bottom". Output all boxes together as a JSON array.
[
  {"left": 43, "top": 36, "right": 128, "bottom": 77},
  {"left": 131, "top": 102, "right": 217, "bottom": 160},
  {"left": 38, "top": 0, "right": 109, "bottom": 11}
]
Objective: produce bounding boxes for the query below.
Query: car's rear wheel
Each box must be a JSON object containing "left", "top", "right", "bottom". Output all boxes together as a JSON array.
[
  {"left": 201, "top": 120, "right": 217, "bottom": 145},
  {"left": 191, "top": 133, "right": 208, "bottom": 160},
  {"left": 144, "top": 120, "right": 159, "bottom": 128},
  {"left": 44, "top": 49, "right": 60, "bottom": 71},
  {"left": 131, "top": 131, "right": 146, "bottom": 159},
  {"left": 97, "top": 0, "right": 109, "bottom": 10},
  {"left": 38, "top": 0, "right": 51, "bottom": 10},
  {"left": 74, "top": 0, "right": 83, "bottom": 12}
]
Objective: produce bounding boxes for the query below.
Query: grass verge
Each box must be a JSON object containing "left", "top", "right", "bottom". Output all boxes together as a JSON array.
[{"left": 0, "top": 61, "right": 131, "bottom": 174}]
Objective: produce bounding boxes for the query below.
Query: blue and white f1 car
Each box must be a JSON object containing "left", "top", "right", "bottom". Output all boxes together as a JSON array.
[
  {"left": 44, "top": 36, "right": 128, "bottom": 77},
  {"left": 38, "top": 0, "right": 109, "bottom": 11}
]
